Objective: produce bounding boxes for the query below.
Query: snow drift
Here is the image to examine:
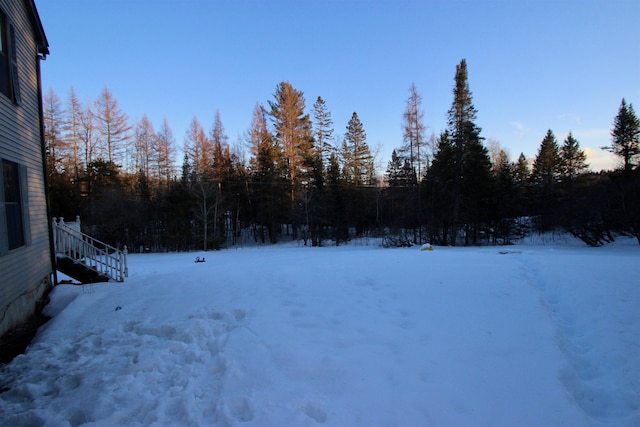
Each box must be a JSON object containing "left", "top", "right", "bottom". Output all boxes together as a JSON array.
[{"left": 1, "top": 238, "right": 638, "bottom": 426}]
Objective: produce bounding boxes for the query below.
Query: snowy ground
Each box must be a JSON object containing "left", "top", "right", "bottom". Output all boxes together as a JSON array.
[{"left": 1, "top": 237, "right": 639, "bottom": 426}]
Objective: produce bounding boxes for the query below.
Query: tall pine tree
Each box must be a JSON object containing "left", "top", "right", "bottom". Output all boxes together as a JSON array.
[
  {"left": 606, "top": 99, "right": 640, "bottom": 172},
  {"left": 444, "top": 59, "right": 493, "bottom": 245},
  {"left": 531, "top": 129, "right": 562, "bottom": 231},
  {"left": 312, "top": 96, "right": 334, "bottom": 168},
  {"left": 342, "top": 112, "right": 373, "bottom": 186},
  {"left": 560, "top": 132, "right": 588, "bottom": 185}
]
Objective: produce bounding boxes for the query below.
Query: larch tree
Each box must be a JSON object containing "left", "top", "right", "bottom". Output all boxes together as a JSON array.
[
  {"left": 94, "top": 86, "right": 131, "bottom": 167},
  {"left": 184, "top": 116, "right": 219, "bottom": 250},
  {"left": 210, "top": 109, "right": 231, "bottom": 181},
  {"left": 43, "top": 87, "right": 65, "bottom": 177},
  {"left": 401, "top": 82, "right": 426, "bottom": 180},
  {"left": 63, "top": 87, "right": 83, "bottom": 179},
  {"left": 268, "top": 82, "right": 314, "bottom": 237},
  {"left": 155, "top": 116, "right": 176, "bottom": 185},
  {"left": 133, "top": 114, "right": 156, "bottom": 178},
  {"left": 45, "top": 87, "right": 78, "bottom": 219},
  {"left": 184, "top": 116, "right": 213, "bottom": 180},
  {"left": 401, "top": 83, "right": 427, "bottom": 243},
  {"left": 78, "top": 103, "right": 97, "bottom": 171},
  {"left": 211, "top": 110, "right": 238, "bottom": 242},
  {"left": 605, "top": 98, "right": 640, "bottom": 172},
  {"left": 268, "top": 81, "right": 314, "bottom": 187}
]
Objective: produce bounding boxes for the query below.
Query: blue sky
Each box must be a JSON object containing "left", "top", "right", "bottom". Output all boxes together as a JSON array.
[{"left": 36, "top": 0, "right": 640, "bottom": 172}]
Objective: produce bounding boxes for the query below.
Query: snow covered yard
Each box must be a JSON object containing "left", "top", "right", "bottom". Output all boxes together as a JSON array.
[{"left": 1, "top": 239, "right": 639, "bottom": 426}]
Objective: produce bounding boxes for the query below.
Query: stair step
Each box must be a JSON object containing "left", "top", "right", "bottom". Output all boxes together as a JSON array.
[{"left": 56, "top": 256, "right": 110, "bottom": 284}]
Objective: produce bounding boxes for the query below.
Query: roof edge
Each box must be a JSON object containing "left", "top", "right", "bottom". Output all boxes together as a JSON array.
[{"left": 23, "top": 0, "right": 49, "bottom": 57}]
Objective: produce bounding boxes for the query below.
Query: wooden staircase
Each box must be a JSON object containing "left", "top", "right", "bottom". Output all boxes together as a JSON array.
[{"left": 53, "top": 217, "right": 128, "bottom": 283}]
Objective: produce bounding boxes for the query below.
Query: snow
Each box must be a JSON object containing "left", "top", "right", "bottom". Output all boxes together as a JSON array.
[{"left": 1, "top": 238, "right": 639, "bottom": 426}]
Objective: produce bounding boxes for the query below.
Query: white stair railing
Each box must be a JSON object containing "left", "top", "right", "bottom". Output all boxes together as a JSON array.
[{"left": 53, "top": 217, "right": 128, "bottom": 282}]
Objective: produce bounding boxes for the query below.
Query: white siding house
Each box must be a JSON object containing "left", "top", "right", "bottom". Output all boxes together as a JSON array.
[{"left": 0, "top": 0, "right": 50, "bottom": 337}]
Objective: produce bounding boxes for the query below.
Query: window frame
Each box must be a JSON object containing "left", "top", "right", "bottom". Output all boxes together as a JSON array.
[
  {"left": 0, "top": 7, "right": 20, "bottom": 105},
  {"left": 0, "top": 158, "right": 30, "bottom": 254}
]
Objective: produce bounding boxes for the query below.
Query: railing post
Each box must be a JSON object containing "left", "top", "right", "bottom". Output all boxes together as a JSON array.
[
  {"left": 123, "top": 246, "right": 128, "bottom": 279},
  {"left": 52, "top": 219, "right": 128, "bottom": 283},
  {"left": 52, "top": 217, "right": 58, "bottom": 253}
]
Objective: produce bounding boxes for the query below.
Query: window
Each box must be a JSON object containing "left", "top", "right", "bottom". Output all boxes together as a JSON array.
[
  {"left": 0, "top": 159, "right": 30, "bottom": 253},
  {"left": 0, "top": 8, "right": 19, "bottom": 104},
  {"left": 0, "top": 11, "right": 4, "bottom": 53},
  {"left": 0, "top": 11, "right": 9, "bottom": 97}
]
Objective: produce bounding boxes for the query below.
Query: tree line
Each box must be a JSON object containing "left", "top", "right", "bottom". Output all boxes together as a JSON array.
[{"left": 44, "top": 59, "right": 640, "bottom": 250}]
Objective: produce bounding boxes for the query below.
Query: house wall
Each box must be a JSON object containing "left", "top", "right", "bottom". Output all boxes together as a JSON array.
[{"left": 0, "top": 0, "right": 51, "bottom": 337}]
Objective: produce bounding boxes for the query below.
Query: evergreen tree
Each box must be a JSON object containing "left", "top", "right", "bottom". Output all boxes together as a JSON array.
[
  {"left": 386, "top": 150, "right": 403, "bottom": 187},
  {"left": 161, "top": 179, "right": 194, "bottom": 250},
  {"left": 514, "top": 153, "right": 530, "bottom": 184},
  {"left": 443, "top": 59, "right": 493, "bottom": 245},
  {"left": 605, "top": 98, "right": 640, "bottom": 172},
  {"left": 447, "top": 58, "right": 475, "bottom": 244},
  {"left": 181, "top": 153, "right": 191, "bottom": 183},
  {"left": 603, "top": 101, "right": 640, "bottom": 244},
  {"left": 326, "top": 152, "right": 348, "bottom": 245},
  {"left": 312, "top": 96, "right": 334, "bottom": 167},
  {"left": 385, "top": 150, "right": 403, "bottom": 235},
  {"left": 460, "top": 127, "right": 494, "bottom": 244},
  {"left": 248, "top": 103, "right": 286, "bottom": 243},
  {"left": 531, "top": 130, "right": 562, "bottom": 230},
  {"left": 512, "top": 152, "right": 531, "bottom": 218},
  {"left": 560, "top": 132, "right": 588, "bottom": 184},
  {"left": 492, "top": 151, "right": 520, "bottom": 243},
  {"left": 532, "top": 130, "right": 562, "bottom": 189},
  {"left": 385, "top": 149, "right": 419, "bottom": 243},
  {"left": 425, "top": 131, "right": 456, "bottom": 244},
  {"left": 339, "top": 113, "right": 376, "bottom": 236},
  {"left": 342, "top": 112, "right": 373, "bottom": 186}
]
